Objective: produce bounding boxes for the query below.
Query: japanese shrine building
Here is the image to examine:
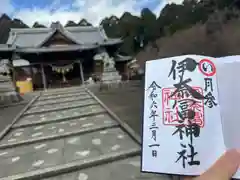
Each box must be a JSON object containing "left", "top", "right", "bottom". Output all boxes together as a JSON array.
[{"left": 1, "top": 22, "right": 132, "bottom": 90}]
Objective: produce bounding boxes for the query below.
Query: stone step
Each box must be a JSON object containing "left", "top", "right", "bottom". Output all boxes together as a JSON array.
[
  {"left": 41, "top": 87, "right": 85, "bottom": 96},
  {"left": 0, "top": 127, "right": 139, "bottom": 179},
  {"left": 24, "top": 99, "right": 99, "bottom": 115},
  {"left": 13, "top": 104, "right": 107, "bottom": 128},
  {"left": 43, "top": 156, "right": 170, "bottom": 180},
  {"left": 0, "top": 113, "right": 118, "bottom": 149},
  {"left": 32, "top": 95, "right": 92, "bottom": 107},
  {"left": 38, "top": 91, "right": 89, "bottom": 101}
]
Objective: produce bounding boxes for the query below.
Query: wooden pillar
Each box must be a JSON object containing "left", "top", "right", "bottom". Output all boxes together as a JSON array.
[
  {"left": 124, "top": 62, "right": 130, "bottom": 81},
  {"left": 79, "top": 60, "right": 84, "bottom": 85},
  {"left": 29, "top": 65, "right": 33, "bottom": 81},
  {"left": 94, "top": 60, "right": 103, "bottom": 81},
  {"left": 40, "top": 64, "right": 47, "bottom": 90},
  {"left": 29, "top": 65, "right": 34, "bottom": 90},
  {"left": 9, "top": 54, "right": 17, "bottom": 89},
  {"left": 10, "top": 62, "right": 17, "bottom": 89}
]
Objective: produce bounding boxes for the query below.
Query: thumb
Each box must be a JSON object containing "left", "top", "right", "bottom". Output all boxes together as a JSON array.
[{"left": 196, "top": 149, "right": 240, "bottom": 180}]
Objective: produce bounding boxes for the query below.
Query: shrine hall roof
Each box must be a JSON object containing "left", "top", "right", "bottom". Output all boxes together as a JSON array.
[
  {"left": 6, "top": 26, "right": 122, "bottom": 48},
  {"left": 16, "top": 44, "right": 98, "bottom": 53}
]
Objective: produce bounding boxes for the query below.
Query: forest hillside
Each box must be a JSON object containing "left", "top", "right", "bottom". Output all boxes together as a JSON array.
[{"left": 0, "top": 0, "right": 240, "bottom": 67}]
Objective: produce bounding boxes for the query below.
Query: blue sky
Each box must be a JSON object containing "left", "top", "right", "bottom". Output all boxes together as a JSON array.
[
  {"left": 0, "top": 0, "right": 182, "bottom": 26},
  {"left": 11, "top": 0, "right": 75, "bottom": 11}
]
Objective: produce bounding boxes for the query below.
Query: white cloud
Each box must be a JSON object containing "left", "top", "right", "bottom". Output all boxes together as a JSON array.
[
  {"left": 0, "top": 0, "right": 183, "bottom": 27},
  {"left": 153, "top": 0, "right": 184, "bottom": 16},
  {"left": 13, "top": 0, "right": 142, "bottom": 26},
  {"left": 166, "top": 0, "right": 184, "bottom": 4},
  {"left": 14, "top": 8, "right": 81, "bottom": 26},
  {"left": 153, "top": 1, "right": 168, "bottom": 16}
]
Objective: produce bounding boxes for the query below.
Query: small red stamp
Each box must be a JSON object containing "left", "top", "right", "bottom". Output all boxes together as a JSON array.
[
  {"left": 198, "top": 59, "right": 216, "bottom": 77},
  {"left": 162, "top": 87, "right": 204, "bottom": 127}
]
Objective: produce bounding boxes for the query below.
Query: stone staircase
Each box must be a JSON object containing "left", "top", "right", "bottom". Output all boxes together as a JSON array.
[{"left": 0, "top": 86, "right": 171, "bottom": 180}]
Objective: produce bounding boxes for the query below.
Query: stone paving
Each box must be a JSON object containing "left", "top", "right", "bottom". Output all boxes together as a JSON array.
[
  {"left": 33, "top": 95, "right": 92, "bottom": 106},
  {"left": 0, "top": 86, "right": 170, "bottom": 180},
  {"left": 25, "top": 99, "right": 98, "bottom": 115},
  {"left": 38, "top": 92, "right": 88, "bottom": 101},
  {"left": 13, "top": 105, "right": 106, "bottom": 128},
  {"left": 43, "top": 156, "right": 170, "bottom": 180},
  {"left": 0, "top": 114, "right": 118, "bottom": 147},
  {"left": 41, "top": 87, "right": 85, "bottom": 96}
]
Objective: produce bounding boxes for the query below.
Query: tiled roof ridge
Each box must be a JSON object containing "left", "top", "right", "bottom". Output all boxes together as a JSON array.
[
  {"left": 66, "top": 26, "right": 99, "bottom": 32},
  {"left": 9, "top": 28, "right": 51, "bottom": 34},
  {"left": 9, "top": 26, "right": 101, "bottom": 34},
  {"left": 37, "top": 28, "right": 80, "bottom": 47},
  {"left": 6, "top": 24, "right": 122, "bottom": 47}
]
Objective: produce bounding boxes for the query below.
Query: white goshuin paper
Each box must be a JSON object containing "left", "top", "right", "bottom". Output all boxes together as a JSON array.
[
  {"left": 216, "top": 55, "right": 240, "bottom": 179},
  {"left": 141, "top": 55, "right": 237, "bottom": 177}
]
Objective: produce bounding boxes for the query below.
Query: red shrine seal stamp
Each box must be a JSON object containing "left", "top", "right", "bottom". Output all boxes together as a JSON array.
[
  {"left": 162, "top": 87, "right": 205, "bottom": 128},
  {"left": 198, "top": 59, "right": 216, "bottom": 77}
]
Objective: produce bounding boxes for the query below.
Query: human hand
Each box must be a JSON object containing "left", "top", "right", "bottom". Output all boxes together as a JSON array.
[{"left": 184, "top": 149, "right": 240, "bottom": 180}]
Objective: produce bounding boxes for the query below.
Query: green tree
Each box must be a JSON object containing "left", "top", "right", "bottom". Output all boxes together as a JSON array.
[
  {"left": 140, "top": 8, "right": 158, "bottom": 45},
  {"left": 78, "top": 19, "right": 92, "bottom": 26},
  {"left": 157, "top": 0, "right": 209, "bottom": 35},
  {"left": 117, "top": 12, "right": 142, "bottom": 55},
  {"left": 101, "top": 16, "right": 121, "bottom": 38},
  {"left": 32, "top": 22, "right": 46, "bottom": 28},
  {"left": 65, "top": 21, "right": 77, "bottom": 27}
]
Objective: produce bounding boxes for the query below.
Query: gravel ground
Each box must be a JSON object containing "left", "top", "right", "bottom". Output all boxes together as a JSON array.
[
  {"left": 0, "top": 93, "right": 36, "bottom": 132},
  {"left": 89, "top": 81, "right": 144, "bottom": 136},
  {"left": 89, "top": 82, "right": 181, "bottom": 180}
]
